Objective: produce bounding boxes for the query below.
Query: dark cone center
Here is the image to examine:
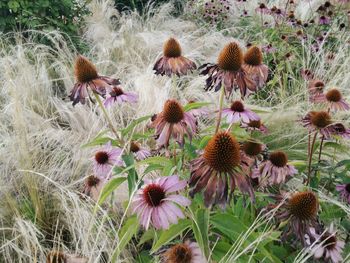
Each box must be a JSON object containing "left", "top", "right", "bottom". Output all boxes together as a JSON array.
[
  {"left": 143, "top": 184, "right": 166, "bottom": 207},
  {"left": 95, "top": 151, "right": 109, "bottom": 164},
  {"left": 243, "top": 141, "right": 262, "bottom": 156},
  {"left": 248, "top": 120, "right": 262, "bottom": 128},
  {"left": 288, "top": 191, "right": 318, "bottom": 221},
  {"left": 110, "top": 87, "right": 124, "bottom": 97},
  {"left": 217, "top": 42, "right": 243, "bottom": 71},
  {"left": 325, "top": 89, "right": 342, "bottom": 102},
  {"left": 244, "top": 46, "right": 263, "bottom": 66},
  {"left": 130, "top": 141, "right": 140, "bottom": 153},
  {"left": 166, "top": 244, "right": 192, "bottom": 263},
  {"left": 74, "top": 55, "right": 98, "bottom": 83},
  {"left": 163, "top": 38, "right": 182, "bottom": 58},
  {"left": 230, "top": 101, "right": 245, "bottom": 112},
  {"left": 269, "top": 151, "right": 288, "bottom": 167},
  {"left": 162, "top": 100, "right": 184, "bottom": 124},
  {"left": 345, "top": 183, "right": 350, "bottom": 193},
  {"left": 310, "top": 111, "right": 332, "bottom": 128},
  {"left": 86, "top": 175, "right": 100, "bottom": 187},
  {"left": 321, "top": 234, "right": 337, "bottom": 250}
]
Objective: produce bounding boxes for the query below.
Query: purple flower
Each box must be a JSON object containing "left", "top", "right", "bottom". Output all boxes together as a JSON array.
[
  {"left": 92, "top": 142, "right": 123, "bottom": 178},
  {"left": 222, "top": 100, "right": 260, "bottom": 124},
  {"left": 255, "top": 3, "right": 269, "bottom": 14},
  {"left": 336, "top": 183, "right": 350, "bottom": 203},
  {"left": 319, "top": 15, "right": 331, "bottom": 25},
  {"left": 83, "top": 175, "right": 107, "bottom": 202},
  {"left": 130, "top": 141, "right": 151, "bottom": 160},
  {"left": 262, "top": 44, "right": 276, "bottom": 54},
  {"left": 163, "top": 240, "right": 207, "bottom": 262},
  {"left": 313, "top": 88, "right": 350, "bottom": 111},
  {"left": 103, "top": 86, "right": 138, "bottom": 108},
  {"left": 241, "top": 119, "right": 268, "bottom": 134},
  {"left": 132, "top": 175, "right": 190, "bottom": 230}
]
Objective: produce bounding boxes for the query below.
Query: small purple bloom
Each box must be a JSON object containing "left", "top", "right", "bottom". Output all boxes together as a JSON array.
[
  {"left": 222, "top": 100, "right": 260, "bottom": 124},
  {"left": 130, "top": 141, "right": 151, "bottom": 160},
  {"left": 319, "top": 15, "right": 330, "bottom": 25},
  {"left": 336, "top": 183, "right": 350, "bottom": 204},
  {"left": 103, "top": 86, "right": 138, "bottom": 108}
]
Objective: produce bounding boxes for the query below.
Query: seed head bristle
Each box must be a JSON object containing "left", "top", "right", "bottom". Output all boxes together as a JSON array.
[
  {"left": 143, "top": 184, "right": 165, "bottom": 207},
  {"left": 217, "top": 42, "right": 243, "bottom": 71},
  {"left": 86, "top": 175, "right": 100, "bottom": 187},
  {"left": 230, "top": 100, "right": 245, "bottom": 112},
  {"left": 269, "top": 151, "right": 288, "bottom": 167},
  {"left": 204, "top": 132, "right": 240, "bottom": 172},
  {"left": 74, "top": 55, "right": 98, "bottom": 83},
  {"left": 325, "top": 89, "right": 342, "bottom": 102},
  {"left": 162, "top": 100, "right": 184, "bottom": 123},
  {"left": 163, "top": 38, "right": 182, "bottom": 58},
  {"left": 130, "top": 141, "right": 140, "bottom": 153},
  {"left": 244, "top": 46, "right": 263, "bottom": 66},
  {"left": 165, "top": 244, "right": 192, "bottom": 263},
  {"left": 310, "top": 111, "right": 332, "bottom": 128},
  {"left": 242, "top": 141, "right": 263, "bottom": 156},
  {"left": 288, "top": 191, "right": 318, "bottom": 221}
]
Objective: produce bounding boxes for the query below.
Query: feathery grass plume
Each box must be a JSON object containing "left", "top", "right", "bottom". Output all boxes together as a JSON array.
[
  {"left": 199, "top": 42, "right": 256, "bottom": 98},
  {"left": 163, "top": 240, "right": 206, "bottom": 263},
  {"left": 313, "top": 88, "right": 350, "bottom": 111},
  {"left": 151, "top": 99, "right": 197, "bottom": 149},
  {"left": 70, "top": 55, "right": 120, "bottom": 106},
  {"left": 153, "top": 37, "right": 196, "bottom": 76},
  {"left": 189, "top": 131, "right": 254, "bottom": 207},
  {"left": 222, "top": 100, "right": 260, "bottom": 124},
  {"left": 242, "top": 46, "right": 268, "bottom": 89}
]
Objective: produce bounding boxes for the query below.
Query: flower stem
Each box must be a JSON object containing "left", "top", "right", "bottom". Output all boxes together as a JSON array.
[
  {"left": 93, "top": 92, "right": 121, "bottom": 141},
  {"left": 318, "top": 135, "right": 325, "bottom": 162},
  {"left": 307, "top": 131, "right": 318, "bottom": 185},
  {"left": 215, "top": 85, "right": 225, "bottom": 134}
]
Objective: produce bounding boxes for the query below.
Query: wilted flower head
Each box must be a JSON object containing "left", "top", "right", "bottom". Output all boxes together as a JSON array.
[
  {"left": 153, "top": 38, "right": 196, "bottom": 76},
  {"left": 69, "top": 55, "right": 120, "bottom": 106},
  {"left": 252, "top": 151, "right": 297, "bottom": 186},
  {"left": 103, "top": 86, "right": 138, "bottom": 108},
  {"left": 163, "top": 240, "right": 206, "bottom": 263},
  {"left": 199, "top": 42, "right": 256, "bottom": 98},
  {"left": 132, "top": 175, "right": 190, "bottom": 230},
  {"left": 241, "top": 119, "right": 268, "bottom": 133},
  {"left": 152, "top": 99, "right": 197, "bottom": 149},
  {"left": 307, "top": 225, "right": 345, "bottom": 263},
  {"left": 308, "top": 80, "right": 325, "bottom": 102},
  {"left": 222, "top": 100, "right": 260, "bottom": 124},
  {"left": 83, "top": 175, "right": 106, "bottom": 202},
  {"left": 189, "top": 132, "right": 254, "bottom": 207},
  {"left": 336, "top": 183, "right": 350, "bottom": 204},
  {"left": 92, "top": 142, "right": 123, "bottom": 178},
  {"left": 130, "top": 141, "right": 151, "bottom": 160},
  {"left": 313, "top": 88, "right": 350, "bottom": 111}
]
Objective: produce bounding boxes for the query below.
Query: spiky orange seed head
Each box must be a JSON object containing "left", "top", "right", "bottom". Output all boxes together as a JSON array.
[
  {"left": 242, "top": 141, "right": 263, "bottom": 156},
  {"left": 165, "top": 243, "right": 192, "bottom": 263},
  {"left": 162, "top": 99, "right": 184, "bottom": 123},
  {"left": 163, "top": 38, "right": 182, "bottom": 58},
  {"left": 204, "top": 132, "right": 240, "bottom": 172},
  {"left": 217, "top": 42, "right": 243, "bottom": 71},
  {"left": 269, "top": 151, "right": 288, "bottom": 167},
  {"left": 325, "top": 89, "right": 342, "bottom": 102},
  {"left": 244, "top": 46, "right": 263, "bottom": 66},
  {"left": 288, "top": 191, "right": 318, "bottom": 221},
  {"left": 310, "top": 111, "right": 332, "bottom": 128},
  {"left": 74, "top": 55, "right": 98, "bottom": 83}
]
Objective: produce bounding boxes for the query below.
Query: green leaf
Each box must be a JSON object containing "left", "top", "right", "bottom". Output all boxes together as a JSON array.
[
  {"left": 122, "top": 154, "right": 138, "bottom": 197},
  {"left": 138, "top": 229, "right": 156, "bottom": 246},
  {"left": 140, "top": 156, "right": 173, "bottom": 167},
  {"left": 81, "top": 130, "right": 115, "bottom": 148},
  {"left": 151, "top": 219, "right": 191, "bottom": 253},
  {"left": 121, "top": 115, "right": 151, "bottom": 137},
  {"left": 97, "top": 177, "right": 127, "bottom": 206},
  {"left": 192, "top": 208, "right": 210, "bottom": 257},
  {"left": 183, "top": 102, "right": 211, "bottom": 112},
  {"left": 199, "top": 135, "right": 212, "bottom": 149}
]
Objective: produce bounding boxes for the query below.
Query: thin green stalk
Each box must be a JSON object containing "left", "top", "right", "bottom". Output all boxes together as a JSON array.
[
  {"left": 215, "top": 85, "right": 225, "bottom": 134},
  {"left": 307, "top": 131, "right": 318, "bottom": 186}
]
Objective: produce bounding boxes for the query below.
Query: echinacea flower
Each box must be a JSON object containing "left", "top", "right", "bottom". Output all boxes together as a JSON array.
[
  {"left": 252, "top": 151, "right": 297, "bottom": 186},
  {"left": 336, "top": 183, "right": 350, "bottom": 204},
  {"left": 163, "top": 240, "right": 206, "bottom": 263},
  {"left": 241, "top": 119, "right": 268, "bottom": 133},
  {"left": 132, "top": 175, "right": 190, "bottom": 230},
  {"left": 151, "top": 99, "right": 197, "bottom": 149},
  {"left": 82, "top": 175, "right": 106, "bottom": 202},
  {"left": 308, "top": 80, "right": 325, "bottom": 102},
  {"left": 46, "top": 250, "right": 88, "bottom": 263},
  {"left": 130, "top": 141, "right": 151, "bottom": 160},
  {"left": 307, "top": 225, "right": 345, "bottom": 263},
  {"left": 69, "top": 55, "right": 120, "bottom": 106},
  {"left": 189, "top": 132, "right": 254, "bottom": 207},
  {"left": 242, "top": 46, "right": 269, "bottom": 89},
  {"left": 273, "top": 191, "right": 319, "bottom": 243},
  {"left": 319, "top": 15, "right": 331, "bottom": 25},
  {"left": 222, "top": 100, "right": 260, "bottom": 124},
  {"left": 103, "top": 86, "right": 138, "bottom": 108},
  {"left": 301, "top": 69, "right": 315, "bottom": 80},
  {"left": 255, "top": 3, "right": 269, "bottom": 14},
  {"left": 92, "top": 142, "right": 123, "bottom": 177},
  {"left": 313, "top": 88, "right": 350, "bottom": 111},
  {"left": 241, "top": 140, "right": 265, "bottom": 162},
  {"left": 199, "top": 42, "right": 255, "bottom": 98},
  {"left": 153, "top": 38, "right": 196, "bottom": 76},
  {"left": 301, "top": 111, "right": 350, "bottom": 139}
]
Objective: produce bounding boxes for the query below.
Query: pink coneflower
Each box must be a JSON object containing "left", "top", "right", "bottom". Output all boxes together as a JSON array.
[
  {"left": 319, "top": 15, "right": 331, "bottom": 25},
  {"left": 222, "top": 100, "right": 260, "bottom": 124},
  {"left": 255, "top": 3, "right": 269, "bottom": 14},
  {"left": 241, "top": 140, "right": 266, "bottom": 170},
  {"left": 132, "top": 175, "right": 190, "bottom": 230},
  {"left": 69, "top": 55, "right": 120, "bottom": 106},
  {"left": 199, "top": 42, "right": 256, "bottom": 98},
  {"left": 242, "top": 46, "right": 269, "bottom": 89},
  {"left": 152, "top": 99, "right": 197, "bottom": 149},
  {"left": 103, "top": 86, "right": 138, "bottom": 108},
  {"left": 241, "top": 119, "right": 268, "bottom": 133},
  {"left": 83, "top": 175, "right": 106, "bottom": 202},
  {"left": 271, "top": 191, "right": 319, "bottom": 243},
  {"left": 336, "top": 183, "right": 350, "bottom": 204},
  {"left": 308, "top": 80, "right": 325, "bottom": 102},
  {"left": 92, "top": 142, "right": 123, "bottom": 177},
  {"left": 262, "top": 44, "right": 276, "bottom": 54},
  {"left": 163, "top": 240, "right": 206, "bottom": 263},
  {"left": 313, "top": 88, "right": 350, "bottom": 111},
  {"left": 307, "top": 225, "right": 345, "bottom": 263},
  {"left": 130, "top": 141, "right": 151, "bottom": 160},
  {"left": 153, "top": 38, "right": 196, "bottom": 76},
  {"left": 252, "top": 151, "right": 297, "bottom": 186},
  {"left": 301, "top": 69, "right": 315, "bottom": 80},
  {"left": 189, "top": 132, "right": 254, "bottom": 207},
  {"left": 301, "top": 111, "right": 350, "bottom": 139}
]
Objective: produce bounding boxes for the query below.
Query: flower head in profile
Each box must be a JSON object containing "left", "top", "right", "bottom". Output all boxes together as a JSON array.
[
  {"left": 252, "top": 151, "right": 297, "bottom": 186},
  {"left": 199, "top": 42, "right": 256, "bottom": 98},
  {"left": 151, "top": 99, "right": 197, "bottom": 149},
  {"left": 255, "top": 3, "right": 269, "bottom": 14},
  {"left": 222, "top": 100, "right": 260, "bottom": 124},
  {"left": 241, "top": 119, "right": 268, "bottom": 133},
  {"left": 153, "top": 38, "right": 196, "bottom": 76},
  {"left": 301, "top": 111, "right": 350, "bottom": 139},
  {"left": 132, "top": 175, "right": 190, "bottom": 230},
  {"left": 103, "top": 86, "right": 138, "bottom": 108},
  {"left": 241, "top": 140, "right": 265, "bottom": 162},
  {"left": 242, "top": 46, "right": 269, "bottom": 89},
  {"left": 313, "top": 88, "right": 349, "bottom": 111},
  {"left": 273, "top": 191, "right": 319, "bottom": 243},
  {"left": 82, "top": 175, "right": 106, "bottom": 202},
  {"left": 307, "top": 225, "right": 345, "bottom": 263},
  {"left": 189, "top": 132, "right": 254, "bottom": 207},
  {"left": 92, "top": 142, "right": 123, "bottom": 178},
  {"left": 69, "top": 55, "right": 120, "bottom": 106},
  {"left": 319, "top": 15, "right": 331, "bottom": 25},
  {"left": 336, "top": 183, "right": 350, "bottom": 204},
  {"left": 163, "top": 240, "right": 206, "bottom": 263},
  {"left": 130, "top": 141, "right": 151, "bottom": 160},
  {"left": 308, "top": 80, "right": 325, "bottom": 102}
]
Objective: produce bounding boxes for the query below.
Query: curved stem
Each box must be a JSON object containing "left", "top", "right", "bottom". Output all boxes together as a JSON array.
[
  {"left": 215, "top": 85, "right": 225, "bottom": 134},
  {"left": 93, "top": 92, "right": 121, "bottom": 141},
  {"left": 307, "top": 131, "right": 318, "bottom": 186}
]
